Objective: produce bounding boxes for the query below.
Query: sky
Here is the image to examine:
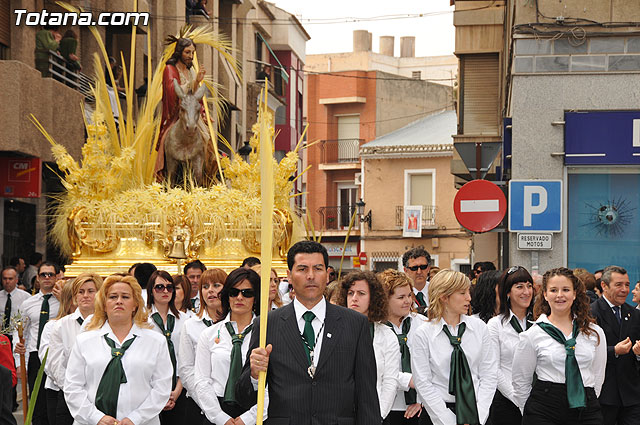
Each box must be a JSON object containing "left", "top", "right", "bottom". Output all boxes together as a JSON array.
[{"left": 272, "top": 0, "right": 456, "bottom": 57}]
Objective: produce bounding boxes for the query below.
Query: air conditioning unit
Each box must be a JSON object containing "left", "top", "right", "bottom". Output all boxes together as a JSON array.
[{"left": 354, "top": 173, "right": 362, "bottom": 185}]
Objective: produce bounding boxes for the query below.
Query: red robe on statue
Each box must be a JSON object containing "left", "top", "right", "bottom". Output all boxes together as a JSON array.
[{"left": 154, "top": 64, "right": 182, "bottom": 179}]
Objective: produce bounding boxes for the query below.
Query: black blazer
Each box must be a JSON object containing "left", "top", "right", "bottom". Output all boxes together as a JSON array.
[
  {"left": 236, "top": 301, "right": 381, "bottom": 425},
  {"left": 590, "top": 297, "right": 640, "bottom": 406}
]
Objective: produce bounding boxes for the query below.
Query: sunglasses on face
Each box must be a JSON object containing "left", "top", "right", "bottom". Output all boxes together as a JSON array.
[
  {"left": 153, "top": 284, "right": 174, "bottom": 293},
  {"left": 39, "top": 272, "right": 55, "bottom": 278},
  {"left": 407, "top": 264, "right": 429, "bottom": 271},
  {"left": 229, "top": 288, "right": 255, "bottom": 298}
]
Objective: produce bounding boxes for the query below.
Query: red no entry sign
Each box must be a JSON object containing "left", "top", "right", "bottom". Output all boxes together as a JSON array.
[{"left": 453, "top": 180, "right": 506, "bottom": 233}]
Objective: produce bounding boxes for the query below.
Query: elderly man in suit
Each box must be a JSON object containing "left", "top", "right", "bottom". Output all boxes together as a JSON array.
[
  {"left": 237, "top": 240, "right": 381, "bottom": 425},
  {"left": 590, "top": 265, "right": 640, "bottom": 425}
]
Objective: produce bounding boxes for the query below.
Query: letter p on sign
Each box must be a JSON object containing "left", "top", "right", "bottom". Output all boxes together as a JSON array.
[
  {"left": 509, "top": 180, "right": 562, "bottom": 233},
  {"left": 523, "top": 186, "right": 547, "bottom": 226}
]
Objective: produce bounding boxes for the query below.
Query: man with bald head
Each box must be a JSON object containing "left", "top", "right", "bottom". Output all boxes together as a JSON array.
[{"left": 1, "top": 267, "right": 31, "bottom": 341}]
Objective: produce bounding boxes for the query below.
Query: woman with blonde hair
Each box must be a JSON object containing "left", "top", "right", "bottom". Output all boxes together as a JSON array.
[
  {"left": 251, "top": 264, "right": 283, "bottom": 310},
  {"left": 49, "top": 273, "right": 103, "bottom": 425},
  {"left": 40, "top": 278, "right": 75, "bottom": 425},
  {"left": 179, "top": 268, "right": 227, "bottom": 424},
  {"left": 337, "top": 270, "right": 400, "bottom": 421},
  {"left": 64, "top": 274, "right": 172, "bottom": 425},
  {"left": 410, "top": 269, "right": 497, "bottom": 425},
  {"left": 378, "top": 269, "right": 429, "bottom": 425},
  {"left": 512, "top": 267, "right": 606, "bottom": 425}
]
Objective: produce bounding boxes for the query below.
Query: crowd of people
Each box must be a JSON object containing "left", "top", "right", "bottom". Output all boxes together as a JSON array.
[{"left": 1, "top": 242, "right": 640, "bottom": 425}]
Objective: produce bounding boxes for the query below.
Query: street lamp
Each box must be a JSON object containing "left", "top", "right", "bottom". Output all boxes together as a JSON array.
[
  {"left": 238, "top": 141, "right": 252, "bottom": 161},
  {"left": 356, "top": 198, "right": 372, "bottom": 230}
]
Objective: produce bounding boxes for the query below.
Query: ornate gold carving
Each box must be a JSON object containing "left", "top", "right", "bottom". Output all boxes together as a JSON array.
[{"left": 67, "top": 206, "right": 119, "bottom": 258}]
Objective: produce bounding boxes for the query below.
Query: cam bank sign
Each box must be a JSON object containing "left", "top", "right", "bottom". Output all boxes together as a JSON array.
[{"left": 322, "top": 242, "right": 358, "bottom": 258}]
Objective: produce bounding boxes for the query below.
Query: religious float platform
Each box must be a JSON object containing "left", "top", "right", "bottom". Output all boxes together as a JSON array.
[{"left": 36, "top": 7, "right": 304, "bottom": 276}]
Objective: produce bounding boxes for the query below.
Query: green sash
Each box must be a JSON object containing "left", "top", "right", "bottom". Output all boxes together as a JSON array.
[
  {"left": 223, "top": 321, "right": 252, "bottom": 404},
  {"left": 386, "top": 317, "right": 417, "bottom": 405},
  {"left": 151, "top": 312, "right": 177, "bottom": 389},
  {"left": 95, "top": 335, "right": 136, "bottom": 417}
]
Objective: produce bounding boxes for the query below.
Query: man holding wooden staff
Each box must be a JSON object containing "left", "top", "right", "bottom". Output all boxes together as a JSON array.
[{"left": 236, "top": 240, "right": 381, "bottom": 425}]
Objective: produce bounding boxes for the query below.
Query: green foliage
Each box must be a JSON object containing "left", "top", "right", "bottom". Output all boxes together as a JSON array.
[{"left": 24, "top": 348, "right": 48, "bottom": 425}]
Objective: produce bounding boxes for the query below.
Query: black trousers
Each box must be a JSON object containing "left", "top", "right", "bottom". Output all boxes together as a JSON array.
[
  {"left": 0, "top": 365, "right": 17, "bottom": 425},
  {"left": 56, "top": 390, "right": 73, "bottom": 425},
  {"left": 522, "top": 380, "right": 602, "bottom": 425},
  {"left": 601, "top": 403, "right": 640, "bottom": 425},
  {"left": 489, "top": 390, "right": 522, "bottom": 425},
  {"left": 45, "top": 389, "right": 58, "bottom": 425},
  {"left": 28, "top": 352, "right": 48, "bottom": 425},
  {"left": 159, "top": 388, "right": 188, "bottom": 425},
  {"left": 387, "top": 409, "right": 432, "bottom": 425}
]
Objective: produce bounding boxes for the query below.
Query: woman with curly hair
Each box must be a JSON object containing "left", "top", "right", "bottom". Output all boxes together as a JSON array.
[
  {"left": 487, "top": 266, "right": 534, "bottom": 425},
  {"left": 470, "top": 270, "right": 502, "bottom": 323},
  {"left": 378, "top": 269, "right": 429, "bottom": 425},
  {"left": 410, "top": 269, "right": 497, "bottom": 425},
  {"left": 64, "top": 274, "right": 172, "bottom": 425},
  {"left": 338, "top": 271, "right": 400, "bottom": 421},
  {"left": 512, "top": 267, "right": 606, "bottom": 425}
]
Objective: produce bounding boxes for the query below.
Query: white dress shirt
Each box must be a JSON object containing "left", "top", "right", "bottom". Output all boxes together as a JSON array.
[
  {"left": 409, "top": 314, "right": 498, "bottom": 425},
  {"left": 39, "top": 319, "right": 59, "bottom": 391},
  {"left": 64, "top": 321, "right": 172, "bottom": 425},
  {"left": 413, "top": 284, "right": 429, "bottom": 308},
  {"left": 511, "top": 314, "right": 607, "bottom": 409},
  {"left": 372, "top": 322, "right": 400, "bottom": 418},
  {"left": 17, "top": 292, "right": 60, "bottom": 368},
  {"left": 147, "top": 305, "right": 187, "bottom": 373},
  {"left": 487, "top": 311, "right": 530, "bottom": 404},
  {"left": 292, "top": 297, "right": 327, "bottom": 368},
  {"left": 194, "top": 313, "right": 267, "bottom": 425},
  {"left": 0, "top": 287, "right": 31, "bottom": 321},
  {"left": 178, "top": 310, "right": 213, "bottom": 402},
  {"left": 48, "top": 310, "right": 88, "bottom": 391},
  {"left": 389, "top": 313, "right": 429, "bottom": 412}
]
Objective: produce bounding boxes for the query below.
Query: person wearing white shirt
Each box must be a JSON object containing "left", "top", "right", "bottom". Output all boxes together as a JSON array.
[
  {"left": 512, "top": 267, "right": 606, "bottom": 425},
  {"left": 1, "top": 266, "right": 32, "bottom": 343},
  {"left": 64, "top": 274, "right": 172, "bottom": 425},
  {"left": 402, "top": 248, "right": 431, "bottom": 315},
  {"left": 409, "top": 269, "right": 497, "bottom": 425},
  {"left": 146, "top": 271, "right": 188, "bottom": 425},
  {"left": 338, "top": 271, "right": 400, "bottom": 421},
  {"left": 172, "top": 274, "right": 195, "bottom": 320},
  {"left": 486, "top": 266, "right": 534, "bottom": 425},
  {"left": 378, "top": 269, "right": 430, "bottom": 425},
  {"left": 184, "top": 261, "right": 206, "bottom": 314},
  {"left": 178, "top": 267, "right": 226, "bottom": 424},
  {"left": 195, "top": 267, "right": 266, "bottom": 425},
  {"left": 14, "top": 262, "right": 61, "bottom": 425},
  {"left": 48, "top": 273, "right": 102, "bottom": 425},
  {"left": 40, "top": 278, "right": 76, "bottom": 425}
]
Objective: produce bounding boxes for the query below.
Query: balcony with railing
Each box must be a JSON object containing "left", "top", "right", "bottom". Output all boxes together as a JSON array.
[
  {"left": 45, "top": 50, "right": 95, "bottom": 102},
  {"left": 317, "top": 205, "right": 361, "bottom": 231},
  {"left": 320, "top": 138, "right": 362, "bottom": 164},
  {"left": 395, "top": 205, "right": 437, "bottom": 228}
]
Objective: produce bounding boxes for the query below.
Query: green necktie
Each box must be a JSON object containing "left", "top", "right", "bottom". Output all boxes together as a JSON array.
[
  {"left": 37, "top": 294, "right": 52, "bottom": 349},
  {"left": 151, "top": 312, "right": 177, "bottom": 389},
  {"left": 3, "top": 293, "right": 11, "bottom": 332},
  {"left": 386, "top": 317, "right": 416, "bottom": 404},
  {"left": 302, "top": 311, "right": 316, "bottom": 364},
  {"left": 369, "top": 322, "right": 375, "bottom": 340},
  {"left": 415, "top": 292, "right": 426, "bottom": 307},
  {"left": 95, "top": 335, "right": 136, "bottom": 417},
  {"left": 191, "top": 298, "right": 198, "bottom": 312},
  {"left": 537, "top": 321, "right": 585, "bottom": 408},
  {"left": 202, "top": 318, "right": 212, "bottom": 327},
  {"left": 223, "top": 321, "right": 253, "bottom": 404},
  {"left": 76, "top": 317, "right": 84, "bottom": 326},
  {"left": 442, "top": 322, "right": 480, "bottom": 425}
]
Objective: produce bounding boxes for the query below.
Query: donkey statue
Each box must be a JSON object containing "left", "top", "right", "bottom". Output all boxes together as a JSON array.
[{"left": 164, "top": 78, "right": 209, "bottom": 186}]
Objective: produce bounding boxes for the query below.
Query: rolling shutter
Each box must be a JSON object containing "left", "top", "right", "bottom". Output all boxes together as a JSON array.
[{"left": 461, "top": 54, "right": 499, "bottom": 135}]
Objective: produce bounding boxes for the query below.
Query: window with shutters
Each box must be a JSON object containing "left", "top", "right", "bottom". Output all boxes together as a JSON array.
[{"left": 460, "top": 53, "right": 500, "bottom": 135}]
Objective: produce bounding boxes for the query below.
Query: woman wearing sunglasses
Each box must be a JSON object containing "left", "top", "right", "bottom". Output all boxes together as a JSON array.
[
  {"left": 146, "top": 270, "right": 188, "bottom": 425},
  {"left": 486, "top": 266, "right": 534, "bottom": 425},
  {"left": 179, "top": 268, "right": 228, "bottom": 424},
  {"left": 194, "top": 267, "right": 266, "bottom": 425}
]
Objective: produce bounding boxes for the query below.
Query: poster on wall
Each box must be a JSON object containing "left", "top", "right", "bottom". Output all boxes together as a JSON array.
[
  {"left": 403, "top": 205, "right": 422, "bottom": 238},
  {"left": 0, "top": 157, "right": 42, "bottom": 198}
]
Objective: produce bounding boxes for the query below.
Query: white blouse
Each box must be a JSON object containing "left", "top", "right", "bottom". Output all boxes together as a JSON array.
[
  {"left": 47, "top": 311, "right": 88, "bottom": 391},
  {"left": 178, "top": 310, "right": 213, "bottom": 401},
  {"left": 38, "top": 319, "right": 59, "bottom": 391},
  {"left": 372, "top": 322, "right": 401, "bottom": 418},
  {"left": 388, "top": 313, "right": 429, "bottom": 412},
  {"left": 511, "top": 314, "right": 607, "bottom": 409},
  {"left": 64, "top": 322, "right": 172, "bottom": 425},
  {"left": 194, "top": 314, "right": 267, "bottom": 425},
  {"left": 487, "top": 311, "right": 530, "bottom": 404},
  {"left": 409, "top": 315, "right": 498, "bottom": 425},
  {"left": 147, "top": 306, "right": 187, "bottom": 373}
]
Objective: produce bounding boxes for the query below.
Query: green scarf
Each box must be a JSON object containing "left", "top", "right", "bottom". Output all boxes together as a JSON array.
[
  {"left": 95, "top": 335, "right": 137, "bottom": 417},
  {"left": 386, "top": 317, "right": 416, "bottom": 405},
  {"left": 223, "top": 321, "right": 252, "bottom": 404},
  {"left": 151, "top": 312, "right": 177, "bottom": 389}
]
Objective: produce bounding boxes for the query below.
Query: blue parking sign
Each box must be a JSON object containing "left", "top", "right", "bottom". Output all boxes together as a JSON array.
[{"left": 509, "top": 180, "right": 563, "bottom": 232}]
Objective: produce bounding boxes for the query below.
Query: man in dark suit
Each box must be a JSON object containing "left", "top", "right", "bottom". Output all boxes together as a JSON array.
[
  {"left": 590, "top": 265, "right": 640, "bottom": 425},
  {"left": 237, "top": 240, "right": 381, "bottom": 425}
]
